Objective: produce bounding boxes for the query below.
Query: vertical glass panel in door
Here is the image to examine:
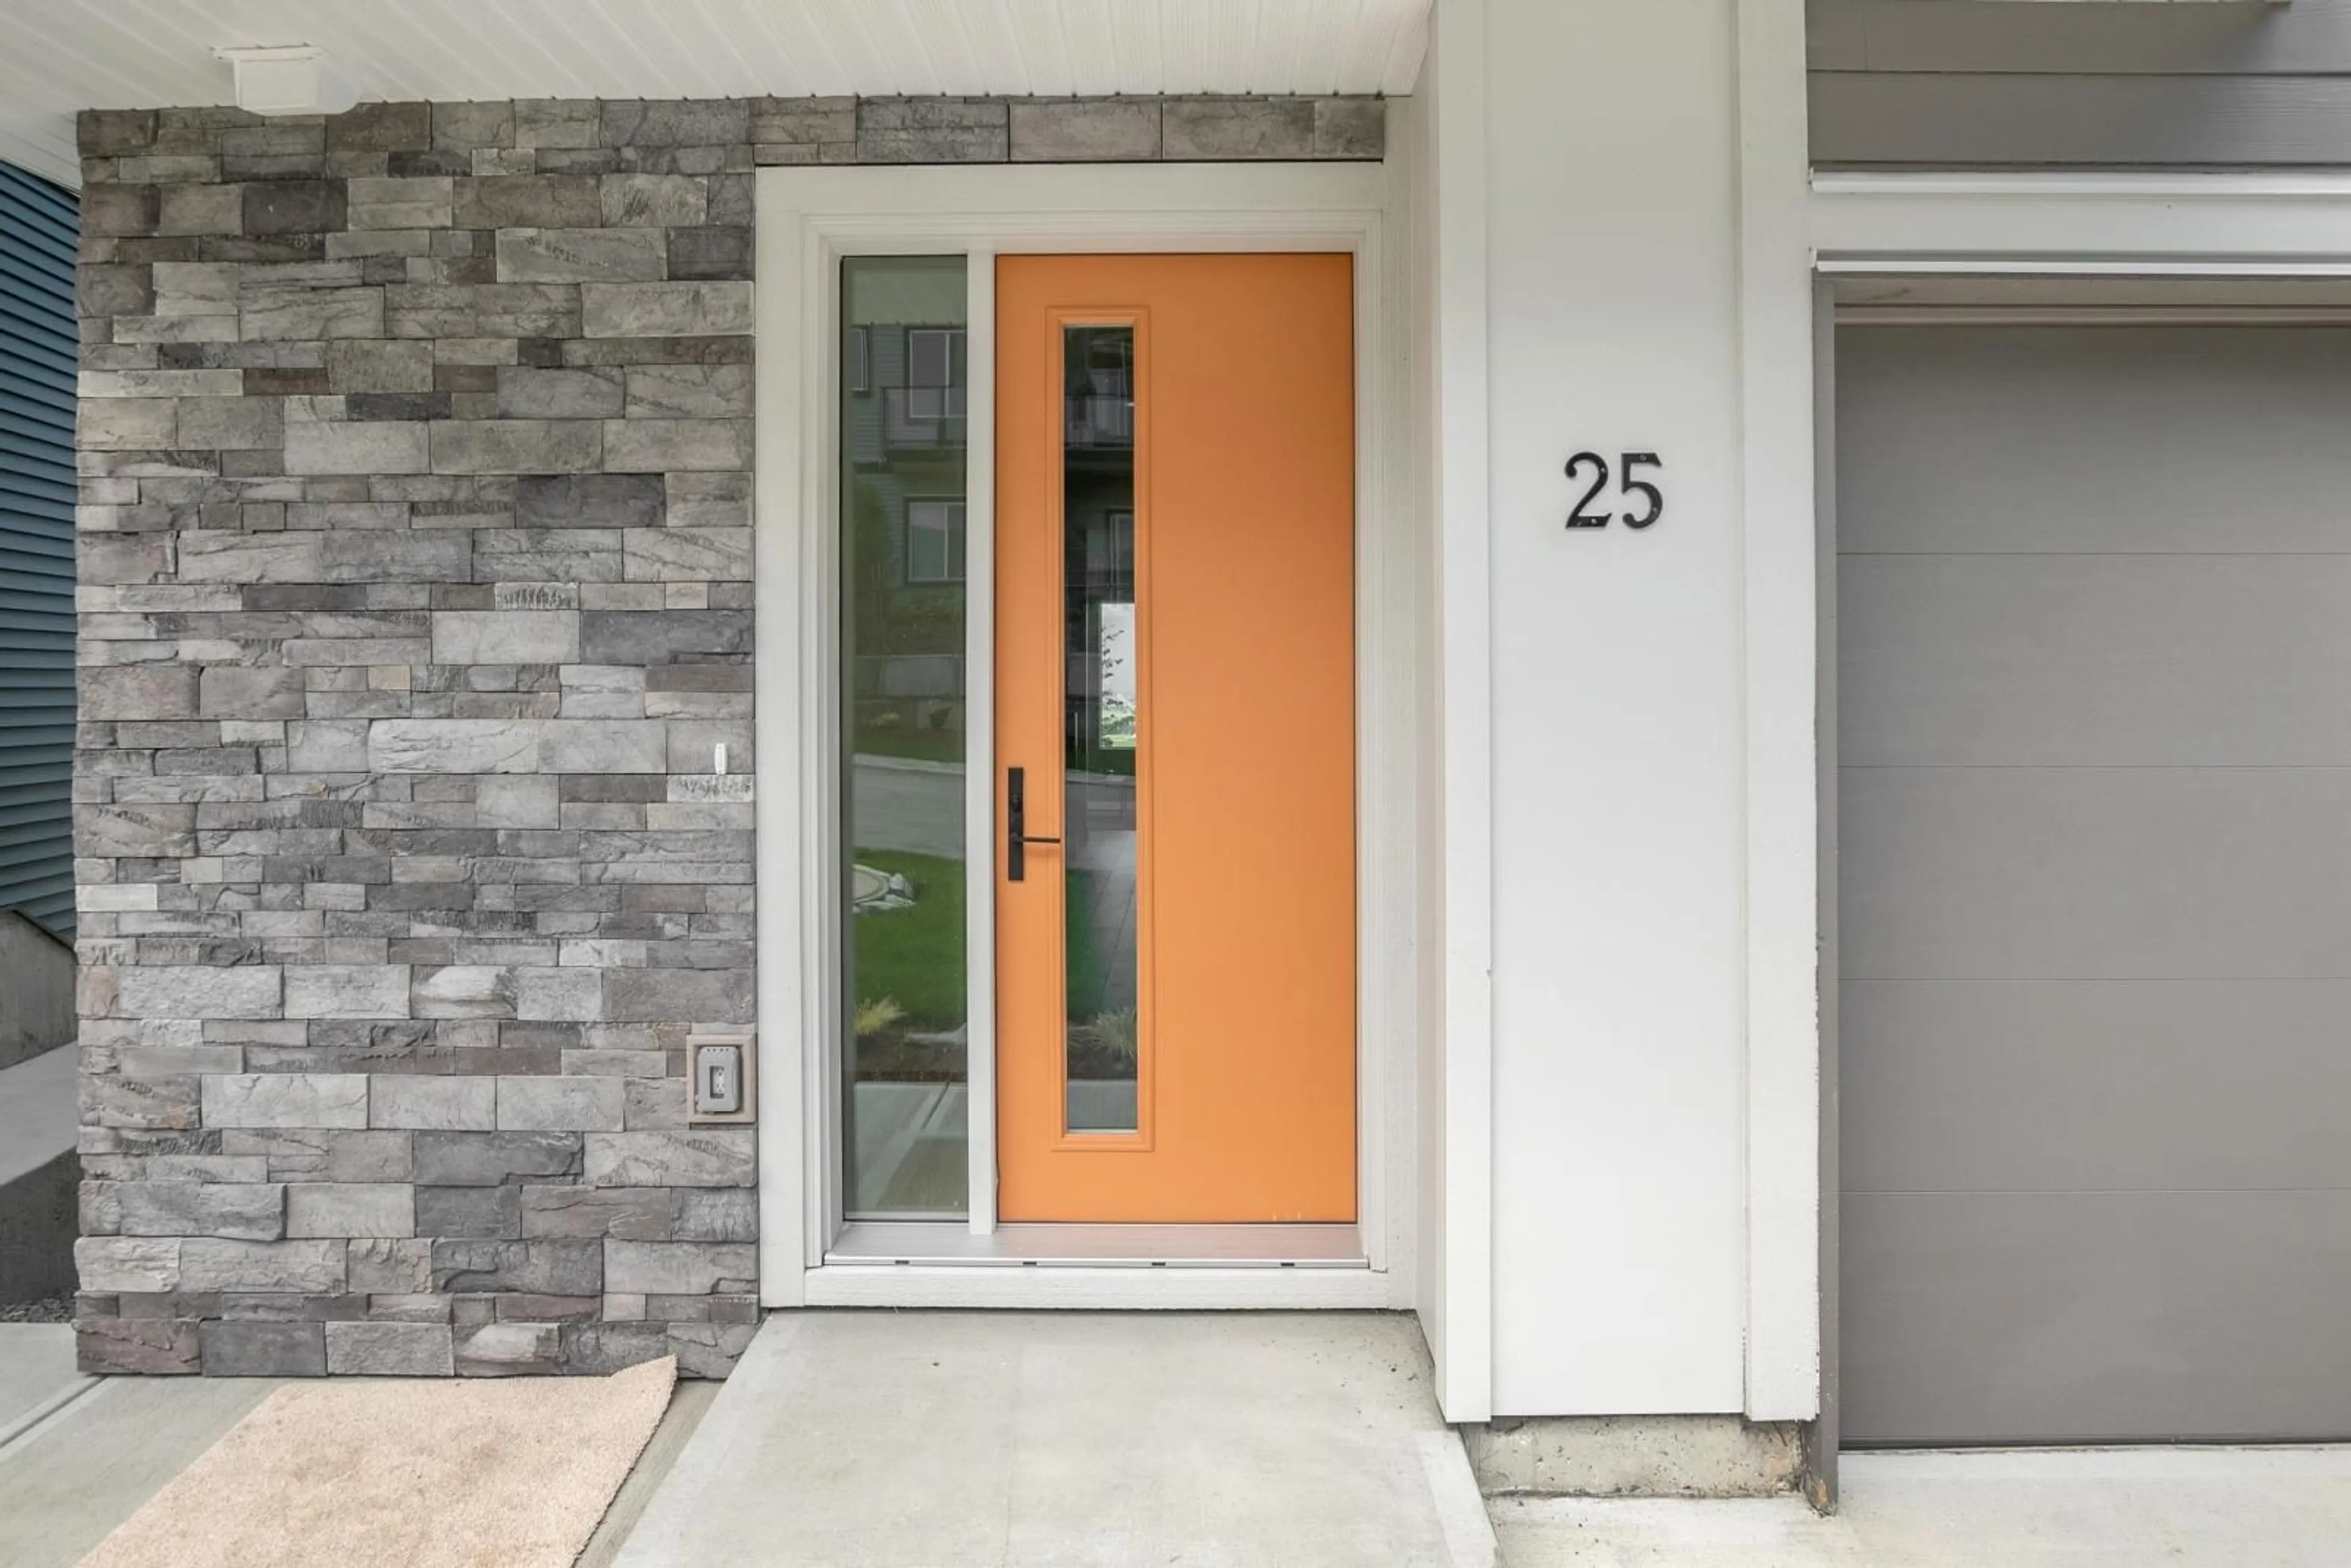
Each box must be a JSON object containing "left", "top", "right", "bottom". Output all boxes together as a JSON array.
[
  {"left": 1063, "top": 326, "right": 1140, "bottom": 1133},
  {"left": 840, "top": 256, "right": 969, "bottom": 1215}
]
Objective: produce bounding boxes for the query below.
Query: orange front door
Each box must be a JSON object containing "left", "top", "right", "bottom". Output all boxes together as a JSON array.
[{"left": 994, "top": 253, "right": 1357, "bottom": 1223}]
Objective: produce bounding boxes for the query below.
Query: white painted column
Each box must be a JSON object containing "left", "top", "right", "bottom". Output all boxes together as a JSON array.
[
  {"left": 1736, "top": 0, "right": 1824, "bottom": 1424},
  {"left": 1427, "top": 0, "right": 1820, "bottom": 1418},
  {"left": 1419, "top": 1, "right": 1498, "bottom": 1424}
]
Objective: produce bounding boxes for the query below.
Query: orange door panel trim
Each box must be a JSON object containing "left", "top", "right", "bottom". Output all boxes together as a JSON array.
[{"left": 995, "top": 253, "right": 1357, "bottom": 1223}]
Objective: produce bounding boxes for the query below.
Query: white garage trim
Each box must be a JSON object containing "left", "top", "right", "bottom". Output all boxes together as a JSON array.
[
  {"left": 1814, "top": 172, "right": 2351, "bottom": 279},
  {"left": 1805, "top": 169, "right": 2351, "bottom": 1476}
]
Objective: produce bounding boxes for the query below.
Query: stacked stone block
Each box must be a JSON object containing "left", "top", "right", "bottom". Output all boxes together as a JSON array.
[{"left": 69, "top": 94, "right": 1382, "bottom": 1377}]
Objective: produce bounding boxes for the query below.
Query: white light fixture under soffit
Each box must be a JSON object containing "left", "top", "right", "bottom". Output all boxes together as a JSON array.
[{"left": 213, "top": 45, "right": 358, "bottom": 116}]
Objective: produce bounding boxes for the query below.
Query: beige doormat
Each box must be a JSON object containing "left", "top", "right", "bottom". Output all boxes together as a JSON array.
[{"left": 78, "top": 1356, "right": 675, "bottom": 1568}]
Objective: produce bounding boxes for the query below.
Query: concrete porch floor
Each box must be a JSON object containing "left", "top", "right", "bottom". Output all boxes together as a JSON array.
[
  {"left": 15, "top": 1313, "right": 2351, "bottom": 1566},
  {"left": 615, "top": 1310, "right": 1497, "bottom": 1567}
]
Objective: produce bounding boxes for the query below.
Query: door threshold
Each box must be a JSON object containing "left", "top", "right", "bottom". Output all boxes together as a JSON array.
[{"left": 825, "top": 1221, "right": 1365, "bottom": 1268}]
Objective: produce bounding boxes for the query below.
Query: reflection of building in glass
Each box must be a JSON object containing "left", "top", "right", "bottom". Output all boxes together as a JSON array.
[
  {"left": 1063, "top": 328, "right": 1136, "bottom": 778},
  {"left": 846, "top": 321, "right": 969, "bottom": 759},
  {"left": 1061, "top": 327, "right": 1141, "bottom": 1127}
]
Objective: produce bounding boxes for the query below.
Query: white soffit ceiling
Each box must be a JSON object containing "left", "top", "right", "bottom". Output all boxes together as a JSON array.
[{"left": 0, "top": 0, "right": 1432, "bottom": 189}]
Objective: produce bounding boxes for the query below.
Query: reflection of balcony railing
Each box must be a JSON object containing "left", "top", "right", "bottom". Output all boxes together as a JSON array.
[
  {"left": 881, "top": 386, "right": 969, "bottom": 451},
  {"left": 1065, "top": 394, "right": 1133, "bottom": 450}
]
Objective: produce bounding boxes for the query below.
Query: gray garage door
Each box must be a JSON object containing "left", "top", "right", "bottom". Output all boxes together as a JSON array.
[{"left": 1839, "top": 325, "right": 2351, "bottom": 1446}]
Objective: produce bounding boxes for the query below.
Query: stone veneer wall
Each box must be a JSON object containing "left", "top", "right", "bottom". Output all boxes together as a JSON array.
[{"left": 69, "top": 94, "right": 1384, "bottom": 1376}]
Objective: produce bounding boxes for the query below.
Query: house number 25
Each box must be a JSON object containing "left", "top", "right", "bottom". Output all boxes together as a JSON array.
[{"left": 1564, "top": 451, "right": 1665, "bottom": 530}]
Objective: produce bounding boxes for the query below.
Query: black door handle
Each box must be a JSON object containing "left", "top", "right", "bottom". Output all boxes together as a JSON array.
[{"left": 1007, "top": 766, "right": 1060, "bottom": 882}]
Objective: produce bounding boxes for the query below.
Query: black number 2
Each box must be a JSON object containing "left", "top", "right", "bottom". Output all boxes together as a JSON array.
[
  {"left": 1565, "top": 452, "right": 1610, "bottom": 529},
  {"left": 1563, "top": 450, "right": 1666, "bottom": 531}
]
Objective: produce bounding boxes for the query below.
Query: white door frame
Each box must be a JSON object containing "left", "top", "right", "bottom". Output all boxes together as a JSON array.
[
  {"left": 752, "top": 162, "right": 1422, "bottom": 1311},
  {"left": 1804, "top": 167, "right": 2351, "bottom": 1485}
]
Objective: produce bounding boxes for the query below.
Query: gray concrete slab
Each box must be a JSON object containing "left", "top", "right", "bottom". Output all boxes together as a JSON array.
[
  {"left": 613, "top": 1310, "right": 1496, "bottom": 1567},
  {"left": 0, "top": 1361, "right": 280, "bottom": 1568},
  {"left": 0, "top": 912, "right": 74, "bottom": 1075},
  {"left": 578, "top": 1378, "right": 721, "bottom": 1568},
  {"left": 1493, "top": 1447, "right": 2351, "bottom": 1567},
  {"left": 0, "top": 1045, "right": 77, "bottom": 1188},
  {"left": 0, "top": 1325, "right": 87, "bottom": 1441}
]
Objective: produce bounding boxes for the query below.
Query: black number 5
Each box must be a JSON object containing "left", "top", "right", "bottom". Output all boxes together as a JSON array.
[
  {"left": 1565, "top": 452, "right": 1610, "bottom": 529},
  {"left": 1621, "top": 452, "right": 1663, "bottom": 529}
]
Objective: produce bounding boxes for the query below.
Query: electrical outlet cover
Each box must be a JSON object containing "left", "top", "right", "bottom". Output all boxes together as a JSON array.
[{"left": 686, "top": 1029, "right": 756, "bottom": 1124}]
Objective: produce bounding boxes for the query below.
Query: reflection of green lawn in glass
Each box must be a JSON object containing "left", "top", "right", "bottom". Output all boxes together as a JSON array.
[
  {"left": 852, "top": 849, "right": 966, "bottom": 1030},
  {"left": 851, "top": 853, "right": 1125, "bottom": 1073},
  {"left": 853, "top": 858, "right": 1109, "bottom": 1016}
]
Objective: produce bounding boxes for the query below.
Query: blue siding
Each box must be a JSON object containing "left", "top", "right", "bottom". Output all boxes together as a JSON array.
[{"left": 0, "top": 162, "right": 77, "bottom": 942}]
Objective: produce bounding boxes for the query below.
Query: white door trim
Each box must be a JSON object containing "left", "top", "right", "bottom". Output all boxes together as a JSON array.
[
  {"left": 962, "top": 245, "right": 1000, "bottom": 1235},
  {"left": 802, "top": 1265, "right": 1397, "bottom": 1310},
  {"left": 752, "top": 162, "right": 1422, "bottom": 1313}
]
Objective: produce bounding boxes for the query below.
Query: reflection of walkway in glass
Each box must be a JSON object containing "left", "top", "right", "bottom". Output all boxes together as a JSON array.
[
  {"left": 850, "top": 755, "right": 965, "bottom": 860},
  {"left": 850, "top": 1081, "right": 968, "bottom": 1215},
  {"left": 1067, "top": 775, "right": 1137, "bottom": 1016},
  {"left": 1065, "top": 775, "right": 1139, "bottom": 1132}
]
